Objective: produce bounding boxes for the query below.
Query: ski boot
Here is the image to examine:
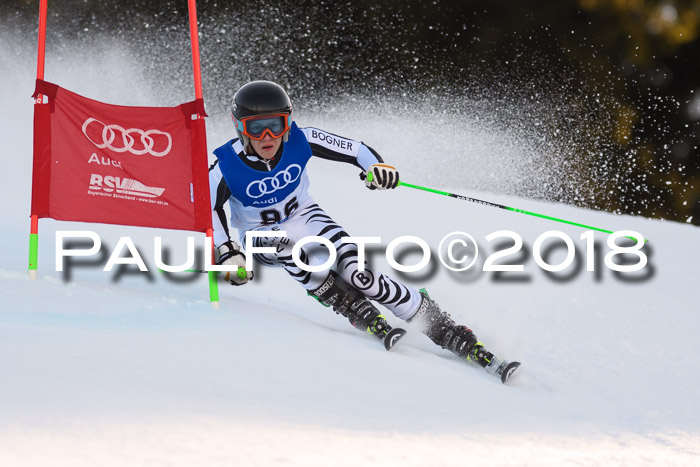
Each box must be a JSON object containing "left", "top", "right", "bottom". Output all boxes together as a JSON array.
[
  {"left": 409, "top": 290, "right": 520, "bottom": 383},
  {"left": 310, "top": 271, "right": 407, "bottom": 350},
  {"left": 467, "top": 342, "right": 521, "bottom": 384},
  {"left": 408, "top": 291, "right": 478, "bottom": 358}
]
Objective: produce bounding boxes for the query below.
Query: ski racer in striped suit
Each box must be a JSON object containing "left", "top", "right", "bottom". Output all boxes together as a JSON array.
[{"left": 210, "top": 80, "right": 494, "bottom": 368}]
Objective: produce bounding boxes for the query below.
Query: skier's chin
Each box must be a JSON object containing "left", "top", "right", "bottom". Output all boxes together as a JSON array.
[{"left": 259, "top": 148, "right": 275, "bottom": 158}]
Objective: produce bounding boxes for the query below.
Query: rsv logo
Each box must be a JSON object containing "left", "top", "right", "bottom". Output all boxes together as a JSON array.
[
  {"left": 89, "top": 173, "right": 165, "bottom": 198},
  {"left": 246, "top": 164, "right": 302, "bottom": 199},
  {"left": 82, "top": 118, "right": 172, "bottom": 157}
]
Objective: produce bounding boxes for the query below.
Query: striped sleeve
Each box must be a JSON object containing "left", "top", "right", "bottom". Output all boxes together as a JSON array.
[
  {"left": 209, "top": 160, "right": 232, "bottom": 248},
  {"left": 300, "top": 127, "right": 383, "bottom": 171}
]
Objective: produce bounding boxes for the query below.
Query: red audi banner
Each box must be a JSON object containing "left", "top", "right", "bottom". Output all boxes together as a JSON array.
[{"left": 31, "top": 79, "right": 212, "bottom": 232}]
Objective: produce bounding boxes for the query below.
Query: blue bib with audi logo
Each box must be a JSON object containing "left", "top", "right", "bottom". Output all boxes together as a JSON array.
[{"left": 214, "top": 122, "right": 312, "bottom": 209}]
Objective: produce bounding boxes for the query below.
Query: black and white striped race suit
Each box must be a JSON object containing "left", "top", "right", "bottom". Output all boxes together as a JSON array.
[{"left": 210, "top": 124, "right": 422, "bottom": 320}]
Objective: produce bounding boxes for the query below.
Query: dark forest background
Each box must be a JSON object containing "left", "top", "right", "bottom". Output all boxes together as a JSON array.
[{"left": 5, "top": 0, "right": 700, "bottom": 225}]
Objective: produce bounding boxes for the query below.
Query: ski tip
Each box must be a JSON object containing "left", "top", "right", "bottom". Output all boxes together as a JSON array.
[
  {"left": 383, "top": 327, "right": 407, "bottom": 351},
  {"left": 501, "top": 361, "right": 521, "bottom": 384}
]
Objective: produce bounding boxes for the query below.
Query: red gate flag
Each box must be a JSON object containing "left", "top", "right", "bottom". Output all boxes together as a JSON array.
[{"left": 31, "top": 79, "right": 212, "bottom": 232}]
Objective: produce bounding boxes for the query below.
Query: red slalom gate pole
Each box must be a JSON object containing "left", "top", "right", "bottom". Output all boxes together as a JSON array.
[
  {"left": 29, "top": 0, "right": 48, "bottom": 279},
  {"left": 188, "top": 0, "right": 204, "bottom": 100},
  {"left": 187, "top": 0, "right": 218, "bottom": 305},
  {"left": 36, "top": 0, "right": 48, "bottom": 97}
]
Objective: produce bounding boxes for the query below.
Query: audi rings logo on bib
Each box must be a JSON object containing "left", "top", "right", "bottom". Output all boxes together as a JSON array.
[
  {"left": 81, "top": 118, "right": 173, "bottom": 157},
  {"left": 246, "top": 164, "right": 302, "bottom": 199}
]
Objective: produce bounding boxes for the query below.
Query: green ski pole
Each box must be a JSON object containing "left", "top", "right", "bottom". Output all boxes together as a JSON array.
[
  {"left": 364, "top": 171, "right": 642, "bottom": 238},
  {"left": 158, "top": 267, "right": 248, "bottom": 277},
  {"left": 398, "top": 180, "right": 618, "bottom": 234}
]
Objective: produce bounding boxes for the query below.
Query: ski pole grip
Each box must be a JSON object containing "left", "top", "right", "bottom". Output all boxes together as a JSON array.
[{"left": 359, "top": 171, "right": 374, "bottom": 182}]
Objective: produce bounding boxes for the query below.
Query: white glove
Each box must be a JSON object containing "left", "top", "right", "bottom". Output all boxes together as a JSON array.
[
  {"left": 216, "top": 241, "right": 253, "bottom": 286},
  {"left": 364, "top": 163, "right": 400, "bottom": 190}
]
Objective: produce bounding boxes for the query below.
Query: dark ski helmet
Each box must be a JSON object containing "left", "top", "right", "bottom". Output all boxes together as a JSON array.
[{"left": 231, "top": 80, "right": 293, "bottom": 152}]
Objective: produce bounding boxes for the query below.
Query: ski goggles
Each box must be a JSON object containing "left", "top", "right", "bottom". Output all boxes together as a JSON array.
[{"left": 233, "top": 113, "right": 291, "bottom": 140}]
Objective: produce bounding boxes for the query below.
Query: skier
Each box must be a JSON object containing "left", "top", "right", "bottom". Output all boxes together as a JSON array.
[{"left": 209, "top": 80, "right": 518, "bottom": 381}]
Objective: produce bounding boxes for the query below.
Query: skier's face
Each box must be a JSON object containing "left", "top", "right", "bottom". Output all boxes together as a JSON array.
[{"left": 250, "top": 132, "right": 282, "bottom": 159}]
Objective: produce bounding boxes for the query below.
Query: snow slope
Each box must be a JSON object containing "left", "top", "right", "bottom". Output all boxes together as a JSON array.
[{"left": 2, "top": 31, "right": 700, "bottom": 467}]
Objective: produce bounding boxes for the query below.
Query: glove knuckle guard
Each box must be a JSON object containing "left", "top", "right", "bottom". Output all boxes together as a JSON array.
[{"left": 365, "top": 164, "right": 398, "bottom": 190}]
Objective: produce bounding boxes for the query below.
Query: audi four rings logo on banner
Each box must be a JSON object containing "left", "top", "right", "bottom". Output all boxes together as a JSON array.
[
  {"left": 246, "top": 164, "right": 303, "bottom": 198},
  {"left": 81, "top": 118, "right": 173, "bottom": 157}
]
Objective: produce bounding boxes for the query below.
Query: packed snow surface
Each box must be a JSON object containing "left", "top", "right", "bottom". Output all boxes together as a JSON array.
[{"left": 2, "top": 33, "right": 699, "bottom": 467}]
